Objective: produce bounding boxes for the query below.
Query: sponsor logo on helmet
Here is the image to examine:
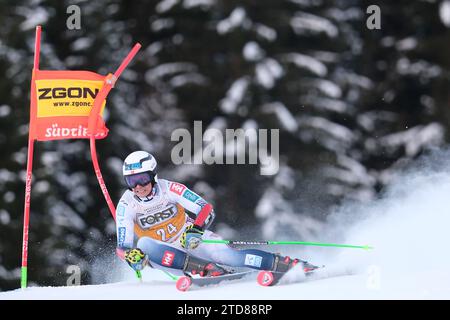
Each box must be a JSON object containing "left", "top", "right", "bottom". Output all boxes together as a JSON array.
[
  {"left": 124, "top": 162, "right": 143, "bottom": 171},
  {"left": 182, "top": 190, "right": 200, "bottom": 203},
  {"left": 138, "top": 206, "right": 177, "bottom": 228},
  {"left": 162, "top": 251, "right": 175, "bottom": 266},
  {"left": 169, "top": 182, "right": 186, "bottom": 195}
]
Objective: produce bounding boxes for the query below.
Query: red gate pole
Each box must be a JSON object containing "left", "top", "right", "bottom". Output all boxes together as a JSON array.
[
  {"left": 88, "top": 43, "right": 141, "bottom": 280},
  {"left": 88, "top": 43, "right": 141, "bottom": 220},
  {"left": 21, "top": 26, "right": 41, "bottom": 289}
]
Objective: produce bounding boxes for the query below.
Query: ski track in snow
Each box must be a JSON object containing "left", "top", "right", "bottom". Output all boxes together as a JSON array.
[{"left": 2, "top": 153, "right": 450, "bottom": 299}]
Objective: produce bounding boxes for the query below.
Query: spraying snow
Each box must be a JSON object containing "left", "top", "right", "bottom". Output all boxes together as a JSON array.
[{"left": 312, "top": 149, "right": 450, "bottom": 298}]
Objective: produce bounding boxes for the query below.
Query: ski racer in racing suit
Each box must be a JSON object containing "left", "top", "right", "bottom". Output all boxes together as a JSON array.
[{"left": 115, "top": 151, "right": 314, "bottom": 280}]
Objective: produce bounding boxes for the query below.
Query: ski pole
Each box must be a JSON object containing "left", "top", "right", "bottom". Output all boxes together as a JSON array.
[
  {"left": 202, "top": 239, "right": 374, "bottom": 250},
  {"left": 134, "top": 267, "right": 178, "bottom": 282},
  {"left": 135, "top": 270, "right": 142, "bottom": 282},
  {"left": 162, "top": 270, "right": 179, "bottom": 281}
]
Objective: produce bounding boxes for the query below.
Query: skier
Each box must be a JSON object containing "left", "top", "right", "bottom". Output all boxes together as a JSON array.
[{"left": 115, "top": 151, "right": 317, "bottom": 286}]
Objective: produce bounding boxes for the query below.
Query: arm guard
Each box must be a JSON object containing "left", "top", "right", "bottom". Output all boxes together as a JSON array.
[{"left": 194, "top": 203, "right": 215, "bottom": 230}]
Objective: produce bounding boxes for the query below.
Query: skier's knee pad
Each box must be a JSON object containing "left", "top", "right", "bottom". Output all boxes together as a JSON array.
[{"left": 137, "top": 237, "right": 187, "bottom": 270}]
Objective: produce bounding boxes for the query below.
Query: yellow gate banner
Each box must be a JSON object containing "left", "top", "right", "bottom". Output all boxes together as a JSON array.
[
  {"left": 36, "top": 79, "right": 106, "bottom": 117},
  {"left": 30, "top": 70, "right": 109, "bottom": 141}
]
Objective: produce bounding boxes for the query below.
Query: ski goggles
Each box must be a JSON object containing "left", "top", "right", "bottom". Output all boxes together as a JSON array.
[{"left": 124, "top": 172, "right": 154, "bottom": 189}]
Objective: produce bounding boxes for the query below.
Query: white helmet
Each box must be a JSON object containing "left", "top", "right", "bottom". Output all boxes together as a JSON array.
[{"left": 122, "top": 151, "right": 158, "bottom": 188}]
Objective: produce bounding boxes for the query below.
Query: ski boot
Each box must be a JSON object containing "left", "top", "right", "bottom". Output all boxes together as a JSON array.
[
  {"left": 176, "top": 255, "right": 231, "bottom": 291},
  {"left": 183, "top": 255, "right": 230, "bottom": 277},
  {"left": 257, "top": 254, "right": 319, "bottom": 287}
]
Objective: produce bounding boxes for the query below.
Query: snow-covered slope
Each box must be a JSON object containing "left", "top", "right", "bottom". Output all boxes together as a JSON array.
[
  {"left": 2, "top": 153, "right": 450, "bottom": 300},
  {"left": 1, "top": 263, "right": 448, "bottom": 299}
]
